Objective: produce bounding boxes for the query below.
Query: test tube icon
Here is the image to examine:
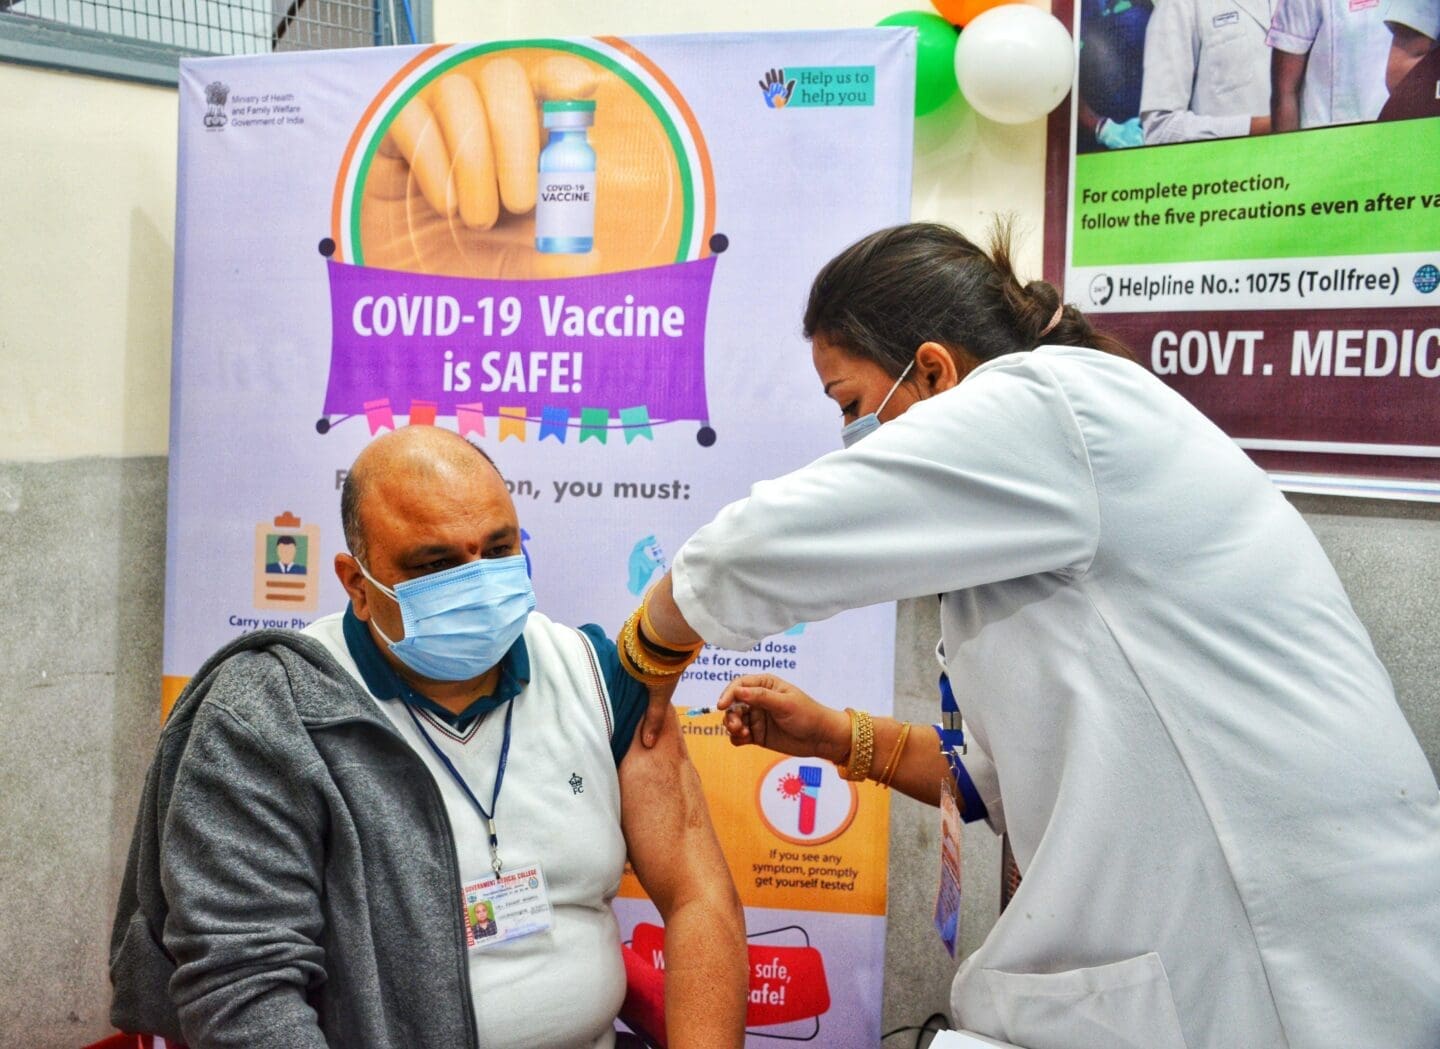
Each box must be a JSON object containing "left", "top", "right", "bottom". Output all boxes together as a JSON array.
[{"left": 797, "top": 765, "right": 823, "bottom": 836}]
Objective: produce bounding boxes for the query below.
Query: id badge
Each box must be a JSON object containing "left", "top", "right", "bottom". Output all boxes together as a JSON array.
[
  {"left": 934, "top": 777, "right": 963, "bottom": 958},
  {"left": 461, "top": 862, "right": 554, "bottom": 950}
]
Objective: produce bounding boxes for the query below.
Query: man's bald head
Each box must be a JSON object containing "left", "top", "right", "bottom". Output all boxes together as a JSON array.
[{"left": 340, "top": 428, "right": 502, "bottom": 563}]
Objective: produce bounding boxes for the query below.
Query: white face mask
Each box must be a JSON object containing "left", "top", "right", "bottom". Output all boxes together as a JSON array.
[{"left": 840, "top": 359, "right": 915, "bottom": 449}]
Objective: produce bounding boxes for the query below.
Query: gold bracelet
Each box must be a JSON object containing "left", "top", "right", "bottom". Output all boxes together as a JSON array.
[
  {"left": 624, "top": 617, "right": 679, "bottom": 678},
  {"left": 618, "top": 628, "right": 681, "bottom": 685},
  {"left": 640, "top": 593, "right": 703, "bottom": 655},
  {"left": 877, "top": 722, "right": 912, "bottom": 788},
  {"left": 637, "top": 627, "right": 701, "bottom": 662},
  {"left": 626, "top": 605, "right": 696, "bottom": 666},
  {"left": 835, "top": 709, "right": 874, "bottom": 782},
  {"left": 625, "top": 612, "right": 697, "bottom": 674},
  {"left": 619, "top": 610, "right": 699, "bottom": 684},
  {"left": 619, "top": 612, "right": 676, "bottom": 683}
]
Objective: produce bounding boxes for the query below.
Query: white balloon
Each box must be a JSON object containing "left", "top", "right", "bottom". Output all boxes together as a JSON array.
[{"left": 955, "top": 5, "right": 1076, "bottom": 125}]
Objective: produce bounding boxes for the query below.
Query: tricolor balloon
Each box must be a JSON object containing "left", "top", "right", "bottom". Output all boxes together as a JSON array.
[
  {"left": 954, "top": 5, "right": 1075, "bottom": 124},
  {"left": 877, "top": 10, "right": 961, "bottom": 116},
  {"left": 930, "top": 0, "right": 1024, "bottom": 27}
]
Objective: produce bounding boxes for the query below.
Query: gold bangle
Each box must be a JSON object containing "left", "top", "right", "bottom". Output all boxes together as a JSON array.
[
  {"left": 877, "top": 722, "right": 912, "bottom": 788},
  {"left": 618, "top": 630, "right": 681, "bottom": 686},
  {"left": 640, "top": 594, "right": 703, "bottom": 655},
  {"left": 625, "top": 614, "right": 695, "bottom": 675},
  {"left": 624, "top": 618, "right": 677, "bottom": 678},
  {"left": 619, "top": 610, "right": 698, "bottom": 684},
  {"left": 633, "top": 629, "right": 698, "bottom": 669},
  {"left": 835, "top": 709, "right": 874, "bottom": 782},
  {"left": 619, "top": 612, "right": 675, "bottom": 684}
]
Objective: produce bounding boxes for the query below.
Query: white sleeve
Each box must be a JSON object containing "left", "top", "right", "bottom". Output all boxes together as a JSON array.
[
  {"left": 1142, "top": 107, "right": 1254, "bottom": 142},
  {"left": 1140, "top": 0, "right": 1255, "bottom": 142},
  {"left": 1384, "top": 0, "right": 1440, "bottom": 36},
  {"left": 1267, "top": 0, "right": 1321, "bottom": 53},
  {"left": 670, "top": 358, "right": 1101, "bottom": 651}
]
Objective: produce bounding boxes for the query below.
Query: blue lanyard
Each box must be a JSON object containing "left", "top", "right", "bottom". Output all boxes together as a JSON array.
[
  {"left": 936, "top": 668, "right": 990, "bottom": 825},
  {"left": 405, "top": 698, "right": 515, "bottom": 874}
]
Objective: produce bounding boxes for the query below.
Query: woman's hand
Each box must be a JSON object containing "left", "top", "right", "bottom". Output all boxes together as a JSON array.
[{"left": 716, "top": 674, "right": 851, "bottom": 763}]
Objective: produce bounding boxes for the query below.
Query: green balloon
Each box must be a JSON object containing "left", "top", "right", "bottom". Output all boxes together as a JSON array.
[{"left": 877, "top": 10, "right": 961, "bottom": 116}]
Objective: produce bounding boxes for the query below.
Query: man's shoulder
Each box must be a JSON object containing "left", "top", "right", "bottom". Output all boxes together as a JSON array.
[
  {"left": 168, "top": 628, "right": 354, "bottom": 738},
  {"left": 522, "top": 610, "right": 603, "bottom": 666},
  {"left": 521, "top": 612, "right": 612, "bottom": 675},
  {"left": 524, "top": 614, "right": 649, "bottom": 765}
]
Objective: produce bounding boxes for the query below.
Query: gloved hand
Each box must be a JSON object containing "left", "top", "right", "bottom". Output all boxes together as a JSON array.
[
  {"left": 626, "top": 535, "right": 667, "bottom": 596},
  {"left": 1096, "top": 115, "right": 1144, "bottom": 149}
]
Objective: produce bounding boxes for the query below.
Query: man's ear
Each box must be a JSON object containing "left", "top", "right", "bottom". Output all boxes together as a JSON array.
[
  {"left": 335, "top": 552, "right": 370, "bottom": 621},
  {"left": 916, "top": 341, "right": 964, "bottom": 395}
]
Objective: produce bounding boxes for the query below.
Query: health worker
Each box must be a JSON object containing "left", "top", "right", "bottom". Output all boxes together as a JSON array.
[
  {"left": 628, "top": 223, "right": 1440, "bottom": 1049},
  {"left": 1140, "top": 0, "right": 1276, "bottom": 142}
]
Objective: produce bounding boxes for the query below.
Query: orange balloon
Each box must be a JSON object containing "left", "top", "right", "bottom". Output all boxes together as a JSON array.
[{"left": 931, "top": 0, "right": 1024, "bottom": 27}]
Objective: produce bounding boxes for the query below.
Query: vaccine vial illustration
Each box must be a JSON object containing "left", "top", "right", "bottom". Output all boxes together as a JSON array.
[{"left": 536, "top": 100, "right": 596, "bottom": 254}]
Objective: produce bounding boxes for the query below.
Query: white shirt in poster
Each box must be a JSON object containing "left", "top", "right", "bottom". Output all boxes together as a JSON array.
[
  {"left": 1141, "top": 0, "right": 1276, "bottom": 142},
  {"left": 1384, "top": 0, "right": 1440, "bottom": 34},
  {"left": 1268, "top": 0, "right": 1394, "bottom": 125}
]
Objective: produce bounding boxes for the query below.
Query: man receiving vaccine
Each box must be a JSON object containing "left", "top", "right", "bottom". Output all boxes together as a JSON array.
[{"left": 111, "top": 426, "right": 746, "bottom": 1049}]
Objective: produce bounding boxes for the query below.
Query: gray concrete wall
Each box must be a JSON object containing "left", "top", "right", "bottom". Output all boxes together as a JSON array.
[
  {"left": 0, "top": 457, "right": 167, "bottom": 1046},
  {"left": 1, "top": 461, "right": 1437, "bottom": 1045}
]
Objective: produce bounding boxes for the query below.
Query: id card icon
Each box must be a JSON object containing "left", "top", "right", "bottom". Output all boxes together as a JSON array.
[{"left": 253, "top": 511, "right": 319, "bottom": 611}]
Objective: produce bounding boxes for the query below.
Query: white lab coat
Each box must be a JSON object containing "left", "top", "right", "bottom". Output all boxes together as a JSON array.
[
  {"left": 1141, "top": 0, "right": 1275, "bottom": 142},
  {"left": 672, "top": 347, "right": 1440, "bottom": 1049}
]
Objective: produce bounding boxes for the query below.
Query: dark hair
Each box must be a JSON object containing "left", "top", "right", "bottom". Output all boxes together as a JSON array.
[
  {"left": 340, "top": 437, "right": 499, "bottom": 563},
  {"left": 802, "top": 220, "right": 1131, "bottom": 380},
  {"left": 275, "top": 535, "right": 297, "bottom": 548}
]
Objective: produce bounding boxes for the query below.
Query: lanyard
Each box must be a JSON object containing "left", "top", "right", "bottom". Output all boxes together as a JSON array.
[
  {"left": 406, "top": 698, "right": 515, "bottom": 875},
  {"left": 934, "top": 642, "right": 989, "bottom": 825}
]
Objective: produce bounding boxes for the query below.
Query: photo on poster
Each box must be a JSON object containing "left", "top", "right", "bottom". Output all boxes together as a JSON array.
[
  {"left": 1053, "top": 0, "right": 1440, "bottom": 496},
  {"left": 1075, "top": 0, "right": 1433, "bottom": 153}
]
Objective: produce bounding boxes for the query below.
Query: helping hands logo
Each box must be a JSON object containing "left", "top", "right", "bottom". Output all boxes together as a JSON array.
[{"left": 758, "top": 68, "right": 796, "bottom": 109}]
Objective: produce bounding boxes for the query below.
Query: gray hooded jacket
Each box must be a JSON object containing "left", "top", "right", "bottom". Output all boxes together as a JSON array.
[{"left": 110, "top": 629, "right": 480, "bottom": 1049}]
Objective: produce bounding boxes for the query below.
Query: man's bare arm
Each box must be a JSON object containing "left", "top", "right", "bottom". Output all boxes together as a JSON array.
[
  {"left": 620, "top": 706, "right": 747, "bottom": 1048},
  {"left": 1270, "top": 48, "right": 1308, "bottom": 133}
]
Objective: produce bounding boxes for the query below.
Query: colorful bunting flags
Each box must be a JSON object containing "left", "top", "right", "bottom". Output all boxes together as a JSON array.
[{"left": 352, "top": 402, "right": 662, "bottom": 446}]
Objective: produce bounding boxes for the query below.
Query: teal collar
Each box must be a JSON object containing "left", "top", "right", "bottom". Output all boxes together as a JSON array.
[{"left": 342, "top": 605, "right": 530, "bottom": 729}]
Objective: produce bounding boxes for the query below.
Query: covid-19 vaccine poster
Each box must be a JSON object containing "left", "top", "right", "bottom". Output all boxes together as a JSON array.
[{"left": 166, "top": 30, "right": 915, "bottom": 1044}]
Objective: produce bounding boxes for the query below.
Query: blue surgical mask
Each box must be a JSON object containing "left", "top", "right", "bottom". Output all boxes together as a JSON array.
[
  {"left": 356, "top": 554, "right": 535, "bottom": 681},
  {"left": 840, "top": 359, "right": 915, "bottom": 448}
]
